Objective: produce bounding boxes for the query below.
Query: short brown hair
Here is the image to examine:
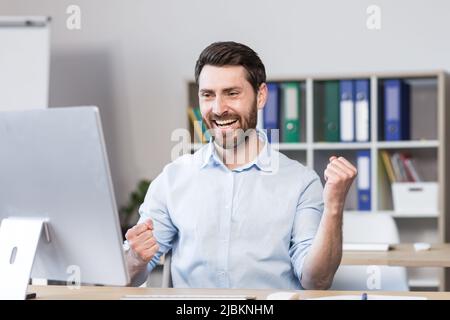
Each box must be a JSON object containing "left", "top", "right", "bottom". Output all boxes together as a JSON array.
[{"left": 194, "top": 41, "right": 266, "bottom": 93}]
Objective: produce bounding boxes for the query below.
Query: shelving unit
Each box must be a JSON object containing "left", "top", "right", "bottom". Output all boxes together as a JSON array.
[{"left": 186, "top": 70, "right": 450, "bottom": 290}]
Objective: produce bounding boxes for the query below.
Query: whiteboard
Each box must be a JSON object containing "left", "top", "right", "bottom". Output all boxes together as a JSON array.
[{"left": 0, "top": 16, "right": 50, "bottom": 111}]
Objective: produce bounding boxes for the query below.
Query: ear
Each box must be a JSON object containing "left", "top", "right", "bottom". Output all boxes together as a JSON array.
[{"left": 256, "top": 83, "right": 268, "bottom": 111}]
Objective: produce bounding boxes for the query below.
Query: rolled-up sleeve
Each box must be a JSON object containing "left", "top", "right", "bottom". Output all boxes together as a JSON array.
[
  {"left": 125, "top": 165, "right": 178, "bottom": 274},
  {"left": 289, "top": 170, "right": 324, "bottom": 284}
]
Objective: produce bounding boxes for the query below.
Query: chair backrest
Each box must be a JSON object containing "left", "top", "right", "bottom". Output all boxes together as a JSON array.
[
  {"left": 161, "top": 250, "right": 172, "bottom": 288},
  {"left": 331, "top": 213, "right": 409, "bottom": 291},
  {"left": 342, "top": 213, "right": 400, "bottom": 244}
]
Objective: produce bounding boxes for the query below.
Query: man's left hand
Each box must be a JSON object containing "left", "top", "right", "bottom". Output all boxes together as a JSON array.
[{"left": 323, "top": 156, "right": 358, "bottom": 214}]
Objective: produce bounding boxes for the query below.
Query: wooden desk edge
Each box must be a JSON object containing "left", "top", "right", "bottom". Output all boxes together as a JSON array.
[
  {"left": 341, "top": 243, "right": 450, "bottom": 267},
  {"left": 30, "top": 285, "right": 450, "bottom": 300}
]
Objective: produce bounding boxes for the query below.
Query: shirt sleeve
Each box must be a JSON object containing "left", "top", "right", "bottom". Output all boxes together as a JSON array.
[
  {"left": 124, "top": 165, "right": 178, "bottom": 278},
  {"left": 289, "top": 170, "right": 324, "bottom": 285}
]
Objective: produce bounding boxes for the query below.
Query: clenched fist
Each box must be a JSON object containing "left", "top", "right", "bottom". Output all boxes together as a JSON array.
[
  {"left": 323, "top": 156, "right": 357, "bottom": 214},
  {"left": 125, "top": 219, "right": 159, "bottom": 263}
]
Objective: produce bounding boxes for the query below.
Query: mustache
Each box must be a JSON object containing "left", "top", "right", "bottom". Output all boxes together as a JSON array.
[{"left": 209, "top": 114, "right": 240, "bottom": 122}]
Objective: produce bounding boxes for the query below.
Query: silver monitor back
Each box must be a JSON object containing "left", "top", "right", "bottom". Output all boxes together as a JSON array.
[{"left": 0, "top": 106, "right": 129, "bottom": 286}]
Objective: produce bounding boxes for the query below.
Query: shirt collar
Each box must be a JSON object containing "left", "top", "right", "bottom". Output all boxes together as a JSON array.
[{"left": 200, "top": 129, "right": 273, "bottom": 172}]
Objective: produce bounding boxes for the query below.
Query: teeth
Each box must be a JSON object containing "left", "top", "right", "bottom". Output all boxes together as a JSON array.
[{"left": 216, "top": 119, "right": 237, "bottom": 125}]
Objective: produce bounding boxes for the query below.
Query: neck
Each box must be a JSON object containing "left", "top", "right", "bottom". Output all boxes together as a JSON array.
[{"left": 214, "top": 130, "right": 264, "bottom": 170}]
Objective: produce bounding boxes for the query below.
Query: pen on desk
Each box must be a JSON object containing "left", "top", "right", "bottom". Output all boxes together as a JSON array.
[{"left": 361, "top": 292, "right": 368, "bottom": 300}]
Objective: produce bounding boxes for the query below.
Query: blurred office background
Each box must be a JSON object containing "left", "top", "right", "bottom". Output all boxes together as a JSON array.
[{"left": 1, "top": 0, "right": 448, "bottom": 207}]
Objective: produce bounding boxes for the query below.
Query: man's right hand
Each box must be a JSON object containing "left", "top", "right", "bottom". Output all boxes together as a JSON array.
[{"left": 125, "top": 219, "right": 159, "bottom": 263}]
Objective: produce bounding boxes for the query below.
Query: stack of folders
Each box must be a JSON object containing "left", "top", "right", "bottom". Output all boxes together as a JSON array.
[
  {"left": 187, "top": 107, "right": 211, "bottom": 143},
  {"left": 317, "top": 80, "right": 371, "bottom": 143},
  {"left": 258, "top": 82, "right": 302, "bottom": 143},
  {"left": 380, "top": 151, "right": 422, "bottom": 183},
  {"left": 381, "top": 79, "right": 411, "bottom": 141}
]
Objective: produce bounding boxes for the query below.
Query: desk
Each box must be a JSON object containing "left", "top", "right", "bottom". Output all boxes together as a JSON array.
[
  {"left": 30, "top": 285, "right": 450, "bottom": 300},
  {"left": 341, "top": 244, "right": 450, "bottom": 267}
]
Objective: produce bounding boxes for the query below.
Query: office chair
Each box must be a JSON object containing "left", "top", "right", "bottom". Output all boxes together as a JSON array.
[
  {"left": 143, "top": 250, "right": 172, "bottom": 288},
  {"left": 330, "top": 213, "right": 409, "bottom": 291},
  {"left": 161, "top": 250, "right": 173, "bottom": 288}
]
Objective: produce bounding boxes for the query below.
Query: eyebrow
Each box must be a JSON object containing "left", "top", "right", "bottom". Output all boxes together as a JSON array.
[
  {"left": 199, "top": 87, "right": 243, "bottom": 94},
  {"left": 199, "top": 89, "right": 214, "bottom": 95},
  {"left": 223, "top": 87, "right": 242, "bottom": 93}
]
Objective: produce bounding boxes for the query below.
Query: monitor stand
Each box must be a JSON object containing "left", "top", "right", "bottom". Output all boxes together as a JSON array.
[{"left": 0, "top": 217, "right": 50, "bottom": 300}]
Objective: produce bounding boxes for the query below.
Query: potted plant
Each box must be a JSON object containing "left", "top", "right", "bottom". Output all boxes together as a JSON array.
[{"left": 119, "top": 179, "right": 151, "bottom": 240}]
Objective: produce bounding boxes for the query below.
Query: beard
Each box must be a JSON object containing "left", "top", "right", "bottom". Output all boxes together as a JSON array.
[{"left": 204, "top": 100, "right": 258, "bottom": 149}]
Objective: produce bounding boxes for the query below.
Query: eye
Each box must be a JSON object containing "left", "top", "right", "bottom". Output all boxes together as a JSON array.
[
  {"left": 201, "top": 92, "right": 212, "bottom": 98},
  {"left": 229, "top": 91, "right": 239, "bottom": 96}
]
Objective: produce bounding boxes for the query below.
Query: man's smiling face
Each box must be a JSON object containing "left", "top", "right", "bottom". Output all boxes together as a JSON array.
[{"left": 198, "top": 65, "right": 259, "bottom": 149}]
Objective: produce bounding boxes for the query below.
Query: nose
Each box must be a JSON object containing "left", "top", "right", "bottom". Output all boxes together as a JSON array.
[{"left": 212, "top": 95, "right": 227, "bottom": 115}]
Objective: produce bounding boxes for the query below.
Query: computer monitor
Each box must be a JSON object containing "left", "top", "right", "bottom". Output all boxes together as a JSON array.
[{"left": 0, "top": 106, "right": 130, "bottom": 299}]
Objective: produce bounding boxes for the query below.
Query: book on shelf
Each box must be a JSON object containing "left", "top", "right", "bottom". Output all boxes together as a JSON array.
[
  {"left": 380, "top": 150, "right": 396, "bottom": 183},
  {"left": 339, "top": 80, "right": 355, "bottom": 142},
  {"left": 403, "top": 157, "right": 422, "bottom": 182},
  {"left": 281, "top": 82, "right": 301, "bottom": 143},
  {"left": 324, "top": 81, "right": 340, "bottom": 142},
  {"left": 380, "top": 150, "right": 422, "bottom": 183},
  {"left": 187, "top": 107, "right": 203, "bottom": 143},
  {"left": 355, "top": 79, "right": 370, "bottom": 142},
  {"left": 382, "top": 79, "right": 411, "bottom": 141},
  {"left": 263, "top": 83, "right": 280, "bottom": 143},
  {"left": 356, "top": 150, "right": 371, "bottom": 211},
  {"left": 187, "top": 107, "right": 210, "bottom": 143}
]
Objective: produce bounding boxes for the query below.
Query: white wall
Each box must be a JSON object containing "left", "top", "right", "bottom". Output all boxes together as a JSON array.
[{"left": 1, "top": 0, "right": 449, "bottom": 206}]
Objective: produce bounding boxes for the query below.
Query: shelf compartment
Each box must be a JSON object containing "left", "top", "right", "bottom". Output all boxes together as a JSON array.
[{"left": 378, "top": 77, "right": 438, "bottom": 142}]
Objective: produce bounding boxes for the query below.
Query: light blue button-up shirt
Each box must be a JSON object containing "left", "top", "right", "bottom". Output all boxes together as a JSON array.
[{"left": 136, "top": 131, "right": 324, "bottom": 289}]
